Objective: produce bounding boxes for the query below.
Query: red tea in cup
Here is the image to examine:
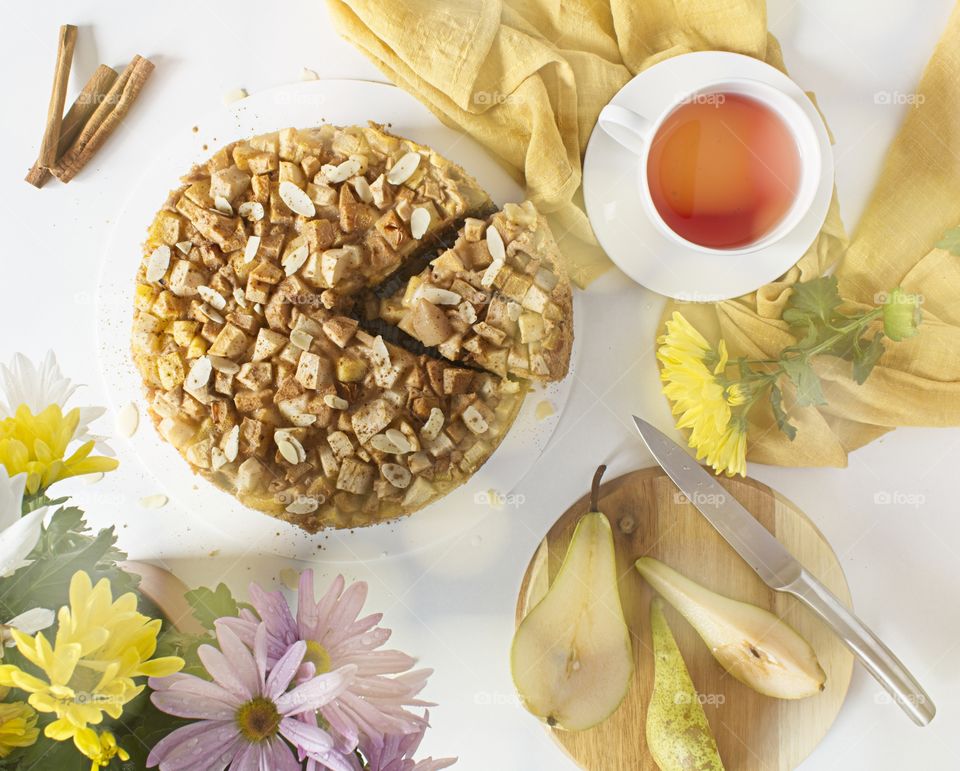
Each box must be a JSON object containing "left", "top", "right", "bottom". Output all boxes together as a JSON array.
[{"left": 646, "top": 92, "right": 801, "bottom": 249}]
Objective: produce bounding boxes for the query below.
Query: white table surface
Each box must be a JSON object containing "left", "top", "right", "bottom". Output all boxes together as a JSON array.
[{"left": 2, "top": 1, "right": 959, "bottom": 768}]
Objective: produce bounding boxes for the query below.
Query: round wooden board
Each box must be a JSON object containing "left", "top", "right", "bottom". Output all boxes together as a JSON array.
[{"left": 515, "top": 467, "right": 854, "bottom": 771}]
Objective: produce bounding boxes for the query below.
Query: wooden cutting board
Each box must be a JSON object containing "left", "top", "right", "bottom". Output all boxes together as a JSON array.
[{"left": 515, "top": 467, "right": 854, "bottom": 771}]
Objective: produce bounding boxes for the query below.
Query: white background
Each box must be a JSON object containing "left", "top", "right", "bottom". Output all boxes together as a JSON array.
[{"left": 1, "top": 1, "right": 959, "bottom": 768}]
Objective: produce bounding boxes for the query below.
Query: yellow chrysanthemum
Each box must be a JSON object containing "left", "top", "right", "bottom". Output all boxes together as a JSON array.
[
  {"left": 0, "top": 405, "right": 118, "bottom": 496},
  {"left": 657, "top": 313, "right": 748, "bottom": 477},
  {"left": 0, "top": 571, "right": 183, "bottom": 744},
  {"left": 74, "top": 728, "right": 129, "bottom": 771},
  {"left": 0, "top": 700, "right": 39, "bottom": 757}
]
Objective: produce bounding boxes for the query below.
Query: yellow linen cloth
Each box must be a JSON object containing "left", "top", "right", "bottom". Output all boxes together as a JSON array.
[{"left": 327, "top": 0, "right": 960, "bottom": 468}]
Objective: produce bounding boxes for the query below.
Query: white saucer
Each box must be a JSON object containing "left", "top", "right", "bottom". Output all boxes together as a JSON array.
[
  {"left": 583, "top": 51, "right": 834, "bottom": 301},
  {"left": 96, "top": 79, "right": 579, "bottom": 563}
]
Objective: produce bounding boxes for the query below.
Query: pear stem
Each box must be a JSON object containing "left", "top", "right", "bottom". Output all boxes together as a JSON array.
[{"left": 590, "top": 464, "right": 607, "bottom": 512}]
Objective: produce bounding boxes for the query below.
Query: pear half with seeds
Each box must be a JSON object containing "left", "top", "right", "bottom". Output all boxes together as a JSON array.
[
  {"left": 636, "top": 557, "right": 825, "bottom": 699},
  {"left": 512, "top": 466, "right": 634, "bottom": 730},
  {"left": 648, "top": 597, "right": 725, "bottom": 771}
]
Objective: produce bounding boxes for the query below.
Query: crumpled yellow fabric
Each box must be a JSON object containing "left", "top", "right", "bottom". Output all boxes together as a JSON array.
[{"left": 328, "top": 0, "right": 960, "bottom": 468}]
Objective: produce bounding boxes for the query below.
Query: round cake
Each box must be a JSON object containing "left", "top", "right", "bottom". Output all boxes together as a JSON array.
[{"left": 131, "top": 124, "right": 572, "bottom": 531}]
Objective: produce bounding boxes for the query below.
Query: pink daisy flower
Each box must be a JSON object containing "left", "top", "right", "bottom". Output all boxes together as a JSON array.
[
  {"left": 360, "top": 712, "right": 457, "bottom": 771},
  {"left": 147, "top": 621, "right": 357, "bottom": 771},
  {"left": 220, "top": 570, "right": 432, "bottom": 751}
]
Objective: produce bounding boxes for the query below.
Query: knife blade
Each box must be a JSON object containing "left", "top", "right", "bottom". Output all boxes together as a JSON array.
[{"left": 632, "top": 415, "right": 936, "bottom": 727}]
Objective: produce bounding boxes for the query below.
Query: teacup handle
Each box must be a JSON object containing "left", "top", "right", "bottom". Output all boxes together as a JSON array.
[{"left": 597, "top": 104, "right": 653, "bottom": 156}]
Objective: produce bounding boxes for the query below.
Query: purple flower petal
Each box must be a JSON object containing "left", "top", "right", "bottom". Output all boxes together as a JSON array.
[
  {"left": 250, "top": 582, "right": 299, "bottom": 647},
  {"left": 265, "top": 640, "right": 306, "bottom": 700},
  {"left": 276, "top": 665, "right": 355, "bottom": 716},
  {"left": 146, "top": 720, "right": 237, "bottom": 768},
  {"left": 197, "top": 644, "right": 254, "bottom": 702},
  {"left": 337, "top": 649, "right": 416, "bottom": 676},
  {"left": 279, "top": 716, "right": 334, "bottom": 755},
  {"left": 161, "top": 673, "right": 243, "bottom": 708},
  {"left": 151, "top": 691, "right": 237, "bottom": 721},
  {"left": 214, "top": 622, "right": 262, "bottom": 698},
  {"left": 227, "top": 742, "right": 261, "bottom": 771},
  {"left": 264, "top": 737, "right": 301, "bottom": 771},
  {"left": 324, "top": 581, "right": 367, "bottom": 637}
]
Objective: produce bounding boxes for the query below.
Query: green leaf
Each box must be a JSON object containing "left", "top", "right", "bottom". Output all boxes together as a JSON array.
[
  {"left": 852, "top": 332, "right": 886, "bottom": 384},
  {"left": 769, "top": 385, "right": 798, "bottom": 440},
  {"left": 781, "top": 358, "right": 827, "bottom": 407},
  {"left": 786, "top": 276, "right": 842, "bottom": 325},
  {"left": 936, "top": 226, "right": 960, "bottom": 255},
  {"left": 184, "top": 583, "right": 243, "bottom": 630}
]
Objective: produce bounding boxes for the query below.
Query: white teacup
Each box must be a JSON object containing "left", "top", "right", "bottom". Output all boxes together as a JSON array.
[{"left": 597, "top": 78, "right": 822, "bottom": 256}]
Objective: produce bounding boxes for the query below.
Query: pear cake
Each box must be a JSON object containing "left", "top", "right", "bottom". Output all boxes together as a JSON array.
[{"left": 131, "top": 124, "right": 573, "bottom": 532}]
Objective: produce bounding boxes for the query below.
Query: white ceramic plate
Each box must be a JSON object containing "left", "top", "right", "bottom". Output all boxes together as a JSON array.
[
  {"left": 583, "top": 51, "right": 834, "bottom": 301},
  {"left": 96, "top": 79, "right": 578, "bottom": 564}
]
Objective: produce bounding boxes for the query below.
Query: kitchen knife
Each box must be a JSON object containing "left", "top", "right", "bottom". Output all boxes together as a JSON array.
[{"left": 632, "top": 415, "right": 935, "bottom": 726}]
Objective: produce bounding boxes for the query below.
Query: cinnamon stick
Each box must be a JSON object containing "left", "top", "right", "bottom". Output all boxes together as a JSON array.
[
  {"left": 25, "top": 64, "right": 118, "bottom": 188},
  {"left": 50, "top": 54, "right": 154, "bottom": 183},
  {"left": 38, "top": 24, "right": 78, "bottom": 169}
]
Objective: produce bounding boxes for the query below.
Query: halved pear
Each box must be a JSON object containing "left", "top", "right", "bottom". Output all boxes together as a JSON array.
[
  {"left": 636, "top": 557, "right": 825, "bottom": 699},
  {"left": 648, "top": 598, "right": 725, "bottom": 771},
  {"left": 512, "top": 466, "right": 634, "bottom": 730}
]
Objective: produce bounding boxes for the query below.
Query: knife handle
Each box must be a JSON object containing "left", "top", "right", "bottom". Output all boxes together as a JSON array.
[{"left": 786, "top": 570, "right": 935, "bottom": 726}]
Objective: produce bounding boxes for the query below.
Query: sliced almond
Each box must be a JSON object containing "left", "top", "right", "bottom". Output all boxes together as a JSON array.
[
  {"left": 462, "top": 404, "right": 489, "bottom": 435},
  {"left": 222, "top": 87, "right": 248, "bottom": 105},
  {"left": 420, "top": 407, "right": 444, "bottom": 442},
  {"left": 208, "top": 355, "right": 240, "bottom": 375},
  {"left": 184, "top": 356, "right": 212, "bottom": 392},
  {"left": 301, "top": 68, "right": 319, "bottom": 81},
  {"left": 290, "top": 413, "right": 318, "bottom": 427},
  {"left": 238, "top": 201, "right": 265, "bottom": 222},
  {"left": 145, "top": 245, "right": 171, "bottom": 284},
  {"left": 387, "top": 151, "right": 421, "bottom": 185},
  {"left": 382, "top": 463, "right": 412, "bottom": 489},
  {"left": 116, "top": 402, "right": 139, "bottom": 438},
  {"left": 322, "top": 158, "right": 361, "bottom": 184},
  {"left": 224, "top": 425, "right": 240, "bottom": 462},
  {"left": 323, "top": 394, "right": 348, "bottom": 410},
  {"left": 283, "top": 244, "right": 310, "bottom": 276},
  {"left": 198, "top": 285, "right": 227, "bottom": 311},
  {"left": 480, "top": 259, "right": 505, "bottom": 289},
  {"left": 290, "top": 329, "right": 314, "bottom": 350},
  {"left": 370, "top": 433, "right": 400, "bottom": 454},
  {"left": 350, "top": 176, "right": 373, "bottom": 203},
  {"left": 276, "top": 433, "right": 306, "bottom": 465},
  {"left": 233, "top": 287, "right": 248, "bottom": 308},
  {"left": 278, "top": 181, "right": 316, "bottom": 217},
  {"left": 244, "top": 235, "right": 261, "bottom": 264},
  {"left": 286, "top": 497, "right": 319, "bottom": 515},
  {"left": 213, "top": 196, "right": 233, "bottom": 215},
  {"left": 418, "top": 285, "right": 460, "bottom": 305},
  {"left": 175, "top": 240, "right": 193, "bottom": 255},
  {"left": 211, "top": 446, "right": 228, "bottom": 470},
  {"left": 410, "top": 207, "right": 431, "bottom": 239},
  {"left": 199, "top": 303, "right": 224, "bottom": 324},
  {"left": 140, "top": 494, "right": 168, "bottom": 509},
  {"left": 486, "top": 225, "right": 505, "bottom": 261},
  {"left": 385, "top": 428, "right": 412, "bottom": 454}
]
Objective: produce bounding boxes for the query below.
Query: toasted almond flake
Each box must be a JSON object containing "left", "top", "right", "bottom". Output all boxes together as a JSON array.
[
  {"left": 238, "top": 201, "right": 265, "bottom": 222},
  {"left": 198, "top": 285, "right": 227, "bottom": 311},
  {"left": 208, "top": 355, "right": 240, "bottom": 375},
  {"left": 254, "top": 302, "right": 263, "bottom": 314},
  {"left": 233, "top": 287, "right": 248, "bottom": 308},
  {"left": 480, "top": 259, "right": 504, "bottom": 288},
  {"left": 278, "top": 180, "right": 316, "bottom": 217},
  {"left": 116, "top": 402, "right": 139, "bottom": 438},
  {"left": 420, "top": 407, "right": 444, "bottom": 442},
  {"left": 410, "top": 207, "right": 430, "bottom": 239},
  {"left": 185, "top": 356, "right": 213, "bottom": 392},
  {"left": 370, "top": 434, "right": 400, "bottom": 454},
  {"left": 199, "top": 303, "right": 224, "bottom": 324},
  {"left": 276, "top": 435, "right": 304, "bottom": 465},
  {"left": 224, "top": 425, "right": 240, "bottom": 462},
  {"left": 387, "top": 151, "right": 421, "bottom": 185},
  {"left": 244, "top": 235, "right": 261, "bottom": 264},
  {"left": 213, "top": 195, "right": 233, "bottom": 215},
  {"left": 145, "top": 245, "right": 171, "bottom": 284},
  {"left": 301, "top": 67, "right": 319, "bottom": 81},
  {"left": 83, "top": 472, "right": 104, "bottom": 485},
  {"left": 290, "top": 329, "right": 314, "bottom": 350},
  {"left": 283, "top": 244, "right": 309, "bottom": 276},
  {"left": 385, "top": 428, "right": 412, "bottom": 454},
  {"left": 140, "top": 494, "right": 168, "bottom": 509},
  {"left": 323, "top": 394, "right": 349, "bottom": 410},
  {"left": 322, "top": 158, "right": 361, "bottom": 184},
  {"left": 382, "top": 463, "right": 412, "bottom": 489},
  {"left": 175, "top": 240, "right": 193, "bottom": 255},
  {"left": 418, "top": 285, "right": 460, "bottom": 305},
  {"left": 486, "top": 225, "right": 505, "bottom": 261},
  {"left": 286, "top": 498, "right": 319, "bottom": 515},
  {"left": 223, "top": 87, "right": 248, "bottom": 105},
  {"left": 351, "top": 176, "right": 373, "bottom": 203},
  {"left": 462, "top": 404, "right": 489, "bottom": 434},
  {"left": 290, "top": 413, "right": 318, "bottom": 427},
  {"left": 211, "top": 446, "right": 228, "bottom": 470}
]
